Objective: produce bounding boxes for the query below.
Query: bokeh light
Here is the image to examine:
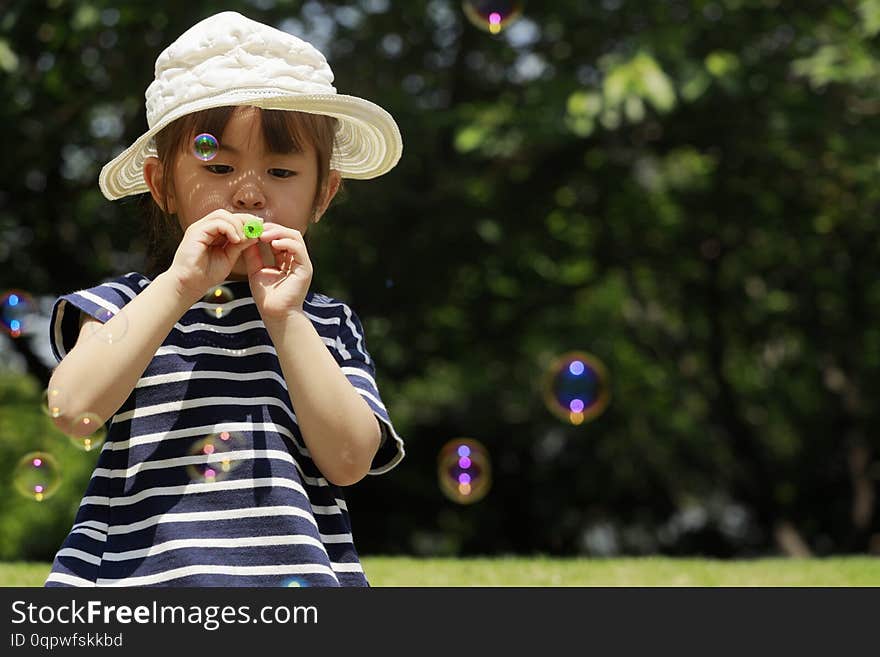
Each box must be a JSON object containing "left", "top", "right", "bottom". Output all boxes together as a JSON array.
[
  {"left": 437, "top": 438, "right": 492, "bottom": 504},
  {"left": 12, "top": 451, "right": 62, "bottom": 502},
  {"left": 542, "top": 351, "right": 611, "bottom": 425},
  {"left": 462, "top": 0, "right": 524, "bottom": 35}
]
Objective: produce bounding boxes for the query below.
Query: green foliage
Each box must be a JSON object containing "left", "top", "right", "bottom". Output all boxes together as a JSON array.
[{"left": 0, "top": 372, "right": 98, "bottom": 561}]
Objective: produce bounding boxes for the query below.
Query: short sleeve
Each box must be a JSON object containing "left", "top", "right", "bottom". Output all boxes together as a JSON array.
[
  {"left": 333, "top": 302, "right": 405, "bottom": 475},
  {"left": 49, "top": 272, "right": 149, "bottom": 363}
]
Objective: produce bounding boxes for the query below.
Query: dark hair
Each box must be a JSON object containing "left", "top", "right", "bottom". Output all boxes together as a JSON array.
[{"left": 143, "top": 106, "right": 338, "bottom": 276}]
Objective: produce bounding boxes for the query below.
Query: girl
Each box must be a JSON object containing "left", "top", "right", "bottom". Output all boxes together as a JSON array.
[{"left": 44, "top": 11, "right": 405, "bottom": 587}]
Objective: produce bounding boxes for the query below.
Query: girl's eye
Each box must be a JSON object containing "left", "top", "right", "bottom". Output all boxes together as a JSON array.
[
  {"left": 205, "top": 164, "right": 232, "bottom": 174},
  {"left": 268, "top": 168, "right": 296, "bottom": 178}
]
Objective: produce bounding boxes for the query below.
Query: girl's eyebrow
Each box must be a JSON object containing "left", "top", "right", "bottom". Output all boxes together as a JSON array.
[{"left": 215, "top": 144, "right": 304, "bottom": 156}]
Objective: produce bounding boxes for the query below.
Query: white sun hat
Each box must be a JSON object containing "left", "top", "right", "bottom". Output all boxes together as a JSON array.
[{"left": 98, "top": 11, "right": 403, "bottom": 200}]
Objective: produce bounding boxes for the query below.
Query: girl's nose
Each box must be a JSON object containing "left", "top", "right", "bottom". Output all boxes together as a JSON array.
[{"left": 232, "top": 180, "right": 266, "bottom": 210}]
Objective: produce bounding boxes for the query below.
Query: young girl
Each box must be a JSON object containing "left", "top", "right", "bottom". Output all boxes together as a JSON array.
[{"left": 44, "top": 11, "right": 405, "bottom": 587}]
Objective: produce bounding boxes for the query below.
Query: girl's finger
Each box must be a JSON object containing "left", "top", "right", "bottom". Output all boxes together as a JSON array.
[
  {"left": 259, "top": 225, "right": 304, "bottom": 243},
  {"left": 198, "top": 217, "right": 241, "bottom": 246},
  {"left": 241, "top": 242, "right": 265, "bottom": 276}
]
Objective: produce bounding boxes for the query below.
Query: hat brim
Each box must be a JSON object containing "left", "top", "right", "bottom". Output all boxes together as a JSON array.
[{"left": 98, "top": 92, "right": 402, "bottom": 200}]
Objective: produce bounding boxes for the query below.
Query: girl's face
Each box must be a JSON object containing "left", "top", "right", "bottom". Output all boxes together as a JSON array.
[{"left": 148, "top": 105, "right": 339, "bottom": 277}]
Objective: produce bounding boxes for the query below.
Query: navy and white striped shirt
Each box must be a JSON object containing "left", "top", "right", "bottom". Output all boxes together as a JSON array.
[{"left": 45, "top": 272, "right": 404, "bottom": 587}]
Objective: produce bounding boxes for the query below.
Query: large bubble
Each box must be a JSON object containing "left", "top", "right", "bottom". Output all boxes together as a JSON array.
[{"left": 542, "top": 351, "right": 611, "bottom": 425}]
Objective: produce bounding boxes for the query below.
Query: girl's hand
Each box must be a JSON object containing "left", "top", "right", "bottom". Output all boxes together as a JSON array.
[
  {"left": 242, "top": 222, "right": 313, "bottom": 322},
  {"left": 167, "top": 210, "right": 259, "bottom": 301}
]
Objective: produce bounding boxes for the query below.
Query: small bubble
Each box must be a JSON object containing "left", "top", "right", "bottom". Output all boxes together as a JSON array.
[
  {"left": 68, "top": 412, "right": 107, "bottom": 451},
  {"left": 462, "top": 1, "right": 524, "bottom": 35},
  {"left": 193, "top": 133, "right": 219, "bottom": 161},
  {"left": 201, "top": 285, "right": 235, "bottom": 319},
  {"left": 282, "top": 577, "right": 309, "bottom": 587},
  {"left": 12, "top": 451, "right": 62, "bottom": 501},
  {"left": 1, "top": 290, "right": 36, "bottom": 338},
  {"left": 187, "top": 431, "right": 246, "bottom": 483},
  {"left": 437, "top": 438, "right": 491, "bottom": 504},
  {"left": 41, "top": 387, "right": 66, "bottom": 418},
  {"left": 91, "top": 307, "right": 129, "bottom": 344}
]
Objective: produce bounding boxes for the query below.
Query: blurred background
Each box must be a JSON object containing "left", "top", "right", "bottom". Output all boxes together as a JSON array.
[{"left": 1, "top": 0, "right": 879, "bottom": 563}]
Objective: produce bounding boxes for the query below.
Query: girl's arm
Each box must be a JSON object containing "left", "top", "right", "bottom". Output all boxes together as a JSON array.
[
  {"left": 263, "top": 311, "right": 382, "bottom": 487},
  {"left": 48, "top": 271, "right": 197, "bottom": 436},
  {"left": 49, "top": 210, "right": 257, "bottom": 436}
]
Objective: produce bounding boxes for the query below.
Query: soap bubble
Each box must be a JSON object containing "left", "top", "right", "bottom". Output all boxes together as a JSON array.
[
  {"left": 41, "top": 387, "right": 66, "bottom": 418},
  {"left": 437, "top": 438, "right": 492, "bottom": 504},
  {"left": 91, "top": 307, "right": 129, "bottom": 344},
  {"left": 542, "top": 351, "right": 610, "bottom": 425},
  {"left": 68, "top": 412, "right": 107, "bottom": 452},
  {"left": 12, "top": 451, "right": 62, "bottom": 502},
  {"left": 187, "top": 431, "right": 246, "bottom": 483},
  {"left": 462, "top": 0, "right": 524, "bottom": 35},
  {"left": 282, "top": 577, "right": 309, "bottom": 587},
  {"left": 202, "top": 285, "right": 235, "bottom": 319},
  {"left": 0, "top": 289, "right": 35, "bottom": 338},
  {"left": 193, "top": 133, "right": 219, "bottom": 161}
]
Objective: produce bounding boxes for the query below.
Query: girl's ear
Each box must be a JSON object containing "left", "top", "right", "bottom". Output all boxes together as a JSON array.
[
  {"left": 312, "top": 170, "right": 342, "bottom": 224},
  {"left": 143, "top": 156, "right": 176, "bottom": 213}
]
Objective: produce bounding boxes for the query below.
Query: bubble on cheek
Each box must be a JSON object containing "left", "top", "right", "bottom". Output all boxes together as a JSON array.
[{"left": 193, "top": 133, "right": 219, "bottom": 161}]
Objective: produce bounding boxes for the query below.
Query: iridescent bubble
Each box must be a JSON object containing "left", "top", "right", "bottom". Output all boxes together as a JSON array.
[
  {"left": 187, "top": 431, "right": 246, "bottom": 483},
  {"left": 462, "top": 0, "right": 524, "bottom": 35},
  {"left": 193, "top": 133, "right": 219, "bottom": 161},
  {"left": 437, "top": 438, "right": 491, "bottom": 504},
  {"left": 91, "top": 307, "right": 129, "bottom": 344},
  {"left": 41, "top": 387, "right": 66, "bottom": 419},
  {"left": 12, "top": 451, "right": 62, "bottom": 502},
  {"left": 202, "top": 285, "right": 235, "bottom": 319},
  {"left": 542, "top": 351, "right": 610, "bottom": 425},
  {"left": 68, "top": 412, "right": 107, "bottom": 452},
  {"left": 0, "top": 289, "right": 35, "bottom": 338}
]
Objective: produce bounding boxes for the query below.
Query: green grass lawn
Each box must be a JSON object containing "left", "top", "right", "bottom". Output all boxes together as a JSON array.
[{"left": 3, "top": 556, "right": 880, "bottom": 586}]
